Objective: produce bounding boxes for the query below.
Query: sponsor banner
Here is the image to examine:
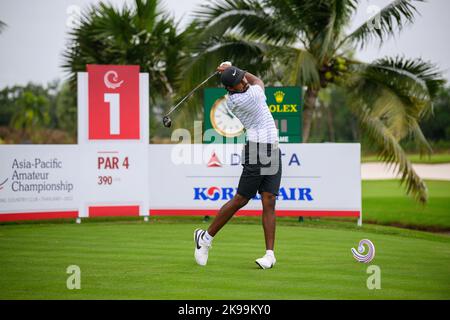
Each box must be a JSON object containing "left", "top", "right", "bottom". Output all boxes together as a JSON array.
[
  {"left": 203, "top": 87, "right": 302, "bottom": 143},
  {"left": 0, "top": 143, "right": 361, "bottom": 221},
  {"left": 0, "top": 144, "right": 148, "bottom": 220},
  {"left": 0, "top": 145, "right": 79, "bottom": 218},
  {"left": 148, "top": 143, "right": 361, "bottom": 216}
]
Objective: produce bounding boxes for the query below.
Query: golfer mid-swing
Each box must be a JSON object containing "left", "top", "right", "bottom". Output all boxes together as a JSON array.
[{"left": 194, "top": 63, "right": 282, "bottom": 269}]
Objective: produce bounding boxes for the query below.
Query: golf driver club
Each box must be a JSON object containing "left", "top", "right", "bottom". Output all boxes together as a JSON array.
[{"left": 162, "top": 71, "right": 219, "bottom": 128}]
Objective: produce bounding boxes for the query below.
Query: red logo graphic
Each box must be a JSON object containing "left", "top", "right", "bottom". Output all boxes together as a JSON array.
[
  {"left": 87, "top": 65, "right": 140, "bottom": 140},
  {"left": 0, "top": 178, "right": 8, "bottom": 191},
  {"left": 207, "top": 152, "right": 222, "bottom": 167},
  {"left": 104, "top": 70, "right": 124, "bottom": 89}
]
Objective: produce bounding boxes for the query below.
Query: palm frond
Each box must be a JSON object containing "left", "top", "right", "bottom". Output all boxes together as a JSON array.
[
  {"left": 277, "top": 47, "right": 321, "bottom": 87},
  {"left": 343, "top": 0, "right": 423, "bottom": 48},
  {"left": 170, "top": 32, "right": 275, "bottom": 130},
  {"left": 375, "top": 56, "right": 445, "bottom": 100},
  {"left": 267, "top": 0, "right": 356, "bottom": 36},
  {"left": 315, "top": 5, "right": 337, "bottom": 63},
  {"left": 355, "top": 106, "right": 428, "bottom": 203},
  {"left": 62, "top": 0, "right": 187, "bottom": 100},
  {"left": 178, "top": 33, "right": 270, "bottom": 102},
  {"left": 346, "top": 56, "right": 445, "bottom": 142},
  {"left": 343, "top": 55, "right": 446, "bottom": 202},
  {"left": 317, "top": 0, "right": 359, "bottom": 61},
  {"left": 408, "top": 119, "right": 433, "bottom": 155},
  {"left": 133, "top": 0, "right": 160, "bottom": 32},
  {"left": 194, "top": 0, "right": 298, "bottom": 45}
]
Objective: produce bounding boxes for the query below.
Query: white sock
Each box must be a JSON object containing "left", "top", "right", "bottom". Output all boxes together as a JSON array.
[
  {"left": 203, "top": 231, "right": 214, "bottom": 243},
  {"left": 266, "top": 250, "right": 274, "bottom": 257}
]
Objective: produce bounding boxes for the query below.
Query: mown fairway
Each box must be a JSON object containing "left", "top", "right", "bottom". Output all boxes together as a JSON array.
[
  {"left": 362, "top": 180, "right": 450, "bottom": 230},
  {"left": 0, "top": 220, "right": 449, "bottom": 299}
]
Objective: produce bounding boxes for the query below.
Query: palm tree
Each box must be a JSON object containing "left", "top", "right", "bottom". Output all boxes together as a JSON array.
[
  {"left": 63, "top": 0, "right": 190, "bottom": 101},
  {"left": 186, "top": 0, "right": 445, "bottom": 203}
]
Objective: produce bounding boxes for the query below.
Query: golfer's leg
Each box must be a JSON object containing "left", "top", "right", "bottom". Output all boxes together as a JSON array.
[
  {"left": 261, "top": 192, "right": 277, "bottom": 250},
  {"left": 207, "top": 194, "right": 249, "bottom": 236}
]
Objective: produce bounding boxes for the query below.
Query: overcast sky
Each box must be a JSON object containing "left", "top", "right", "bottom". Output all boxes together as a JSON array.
[{"left": 0, "top": 0, "right": 449, "bottom": 89}]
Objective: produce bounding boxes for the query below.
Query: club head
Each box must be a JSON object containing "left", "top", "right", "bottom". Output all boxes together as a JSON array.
[{"left": 163, "top": 116, "right": 172, "bottom": 128}]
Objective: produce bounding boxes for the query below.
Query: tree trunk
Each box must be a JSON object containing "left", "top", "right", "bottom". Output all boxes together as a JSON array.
[
  {"left": 302, "top": 87, "right": 319, "bottom": 143},
  {"left": 326, "top": 104, "right": 335, "bottom": 141}
]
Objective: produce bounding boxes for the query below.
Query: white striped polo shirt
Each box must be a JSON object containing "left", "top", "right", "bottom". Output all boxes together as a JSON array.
[{"left": 226, "top": 85, "right": 279, "bottom": 144}]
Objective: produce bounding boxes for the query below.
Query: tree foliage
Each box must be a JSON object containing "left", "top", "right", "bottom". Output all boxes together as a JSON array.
[
  {"left": 63, "top": 0, "right": 190, "bottom": 101},
  {"left": 189, "top": 0, "right": 446, "bottom": 203}
]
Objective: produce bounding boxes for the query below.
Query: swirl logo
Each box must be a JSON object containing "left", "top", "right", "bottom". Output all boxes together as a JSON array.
[
  {"left": 104, "top": 70, "right": 124, "bottom": 89},
  {"left": 351, "top": 239, "right": 375, "bottom": 263}
]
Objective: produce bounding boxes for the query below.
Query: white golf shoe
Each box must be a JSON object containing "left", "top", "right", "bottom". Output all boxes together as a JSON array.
[
  {"left": 194, "top": 229, "right": 212, "bottom": 266},
  {"left": 255, "top": 253, "right": 276, "bottom": 269}
]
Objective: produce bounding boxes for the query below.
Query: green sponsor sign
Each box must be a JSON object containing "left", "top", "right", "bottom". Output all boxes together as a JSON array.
[{"left": 203, "top": 86, "right": 302, "bottom": 143}]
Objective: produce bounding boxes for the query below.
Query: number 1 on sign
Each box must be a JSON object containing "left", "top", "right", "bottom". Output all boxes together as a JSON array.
[{"left": 104, "top": 93, "right": 120, "bottom": 135}]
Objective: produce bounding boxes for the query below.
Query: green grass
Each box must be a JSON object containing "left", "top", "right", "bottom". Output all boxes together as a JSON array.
[
  {"left": 0, "top": 179, "right": 448, "bottom": 299},
  {"left": 0, "top": 219, "right": 449, "bottom": 299},
  {"left": 361, "top": 153, "right": 450, "bottom": 163},
  {"left": 362, "top": 180, "right": 450, "bottom": 230}
]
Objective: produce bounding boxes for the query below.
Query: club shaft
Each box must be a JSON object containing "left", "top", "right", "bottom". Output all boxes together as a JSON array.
[{"left": 165, "top": 71, "right": 218, "bottom": 116}]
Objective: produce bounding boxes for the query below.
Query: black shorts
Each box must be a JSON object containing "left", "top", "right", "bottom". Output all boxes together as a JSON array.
[{"left": 237, "top": 141, "right": 282, "bottom": 199}]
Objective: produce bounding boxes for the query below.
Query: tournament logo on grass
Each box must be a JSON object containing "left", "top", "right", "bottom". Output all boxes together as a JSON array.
[{"left": 351, "top": 239, "right": 376, "bottom": 263}]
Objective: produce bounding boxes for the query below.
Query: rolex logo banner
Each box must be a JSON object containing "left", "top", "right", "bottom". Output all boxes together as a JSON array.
[{"left": 203, "top": 87, "right": 302, "bottom": 143}]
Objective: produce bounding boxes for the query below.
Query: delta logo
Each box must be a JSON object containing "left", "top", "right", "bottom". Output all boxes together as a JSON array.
[
  {"left": 194, "top": 186, "right": 313, "bottom": 201},
  {"left": 207, "top": 151, "right": 301, "bottom": 167},
  {"left": 269, "top": 90, "right": 298, "bottom": 113},
  {"left": 207, "top": 152, "right": 222, "bottom": 167}
]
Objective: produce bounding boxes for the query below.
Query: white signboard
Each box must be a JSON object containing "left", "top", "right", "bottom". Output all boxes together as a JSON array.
[
  {"left": 0, "top": 145, "right": 79, "bottom": 220},
  {"left": 77, "top": 65, "right": 149, "bottom": 217},
  {"left": 0, "top": 143, "right": 361, "bottom": 224},
  {"left": 148, "top": 143, "right": 361, "bottom": 223}
]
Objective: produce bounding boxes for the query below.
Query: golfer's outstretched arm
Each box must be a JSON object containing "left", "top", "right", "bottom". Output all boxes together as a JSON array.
[{"left": 244, "top": 71, "right": 264, "bottom": 90}]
